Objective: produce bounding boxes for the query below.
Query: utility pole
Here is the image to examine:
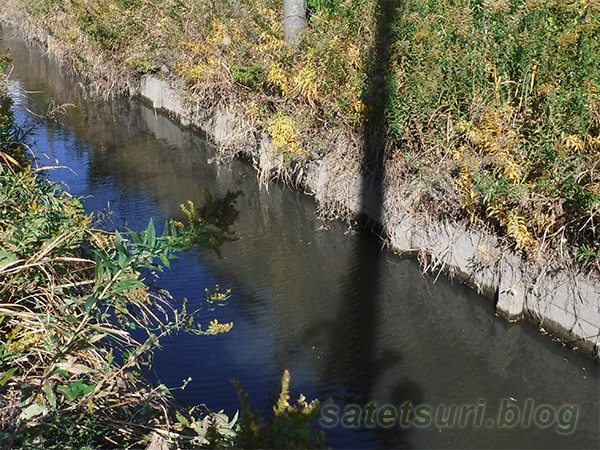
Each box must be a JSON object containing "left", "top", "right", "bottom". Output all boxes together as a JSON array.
[{"left": 283, "top": 0, "right": 306, "bottom": 44}]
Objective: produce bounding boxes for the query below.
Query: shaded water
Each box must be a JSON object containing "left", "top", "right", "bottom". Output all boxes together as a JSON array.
[{"left": 2, "top": 28, "right": 598, "bottom": 449}]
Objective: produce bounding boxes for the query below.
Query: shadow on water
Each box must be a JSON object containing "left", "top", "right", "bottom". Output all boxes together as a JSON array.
[{"left": 306, "top": 1, "right": 422, "bottom": 447}]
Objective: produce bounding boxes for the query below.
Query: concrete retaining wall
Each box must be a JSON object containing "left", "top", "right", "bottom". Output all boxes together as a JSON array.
[{"left": 139, "top": 75, "right": 600, "bottom": 359}]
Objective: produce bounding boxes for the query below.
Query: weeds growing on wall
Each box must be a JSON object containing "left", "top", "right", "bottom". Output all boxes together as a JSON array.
[{"left": 4, "top": 0, "right": 600, "bottom": 270}]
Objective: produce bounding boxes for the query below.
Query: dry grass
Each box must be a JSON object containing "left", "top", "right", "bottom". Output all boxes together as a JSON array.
[{"left": 0, "top": 172, "right": 237, "bottom": 447}]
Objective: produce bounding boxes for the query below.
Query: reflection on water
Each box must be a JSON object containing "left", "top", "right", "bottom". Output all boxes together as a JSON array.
[{"left": 2, "top": 27, "right": 598, "bottom": 449}]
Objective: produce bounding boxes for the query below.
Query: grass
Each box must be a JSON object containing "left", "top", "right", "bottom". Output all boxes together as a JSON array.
[
  {"left": 2, "top": 0, "right": 600, "bottom": 269},
  {"left": 389, "top": 0, "right": 600, "bottom": 266},
  {"left": 0, "top": 162, "right": 238, "bottom": 446}
]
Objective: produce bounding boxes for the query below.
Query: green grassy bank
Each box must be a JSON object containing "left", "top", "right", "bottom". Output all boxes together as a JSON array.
[{"left": 2, "top": 0, "right": 598, "bottom": 271}]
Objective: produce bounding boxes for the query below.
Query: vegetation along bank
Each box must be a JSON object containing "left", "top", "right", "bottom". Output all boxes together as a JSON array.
[
  {"left": 0, "top": 42, "right": 324, "bottom": 450},
  {"left": 0, "top": 0, "right": 599, "bottom": 359},
  {"left": 0, "top": 61, "right": 238, "bottom": 446}
]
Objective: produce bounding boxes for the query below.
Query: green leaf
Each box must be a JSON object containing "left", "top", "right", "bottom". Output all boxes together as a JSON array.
[
  {"left": 156, "top": 384, "right": 170, "bottom": 397},
  {"left": 159, "top": 252, "right": 171, "bottom": 268},
  {"left": 0, "top": 367, "right": 16, "bottom": 388},
  {"left": 53, "top": 368, "right": 69, "bottom": 379},
  {"left": 162, "top": 220, "right": 169, "bottom": 240},
  {"left": 111, "top": 278, "right": 145, "bottom": 293},
  {"left": 128, "top": 228, "right": 142, "bottom": 245},
  {"left": 56, "top": 385, "right": 74, "bottom": 402},
  {"left": 176, "top": 411, "right": 190, "bottom": 428},
  {"left": 95, "top": 260, "right": 103, "bottom": 281},
  {"left": 117, "top": 250, "right": 128, "bottom": 271},
  {"left": 19, "top": 403, "right": 46, "bottom": 420},
  {"left": 116, "top": 240, "right": 128, "bottom": 256},
  {"left": 94, "top": 251, "right": 114, "bottom": 280},
  {"left": 42, "top": 385, "right": 57, "bottom": 409},
  {"left": 57, "top": 381, "right": 95, "bottom": 401},
  {"left": 146, "top": 218, "right": 156, "bottom": 249},
  {"left": 170, "top": 222, "right": 179, "bottom": 239},
  {"left": 0, "top": 251, "right": 18, "bottom": 269},
  {"left": 85, "top": 296, "right": 98, "bottom": 314},
  {"left": 70, "top": 381, "right": 95, "bottom": 398},
  {"left": 42, "top": 337, "right": 55, "bottom": 352}
]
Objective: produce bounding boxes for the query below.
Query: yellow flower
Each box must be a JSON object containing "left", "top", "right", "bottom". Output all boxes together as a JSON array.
[{"left": 208, "top": 319, "right": 234, "bottom": 334}]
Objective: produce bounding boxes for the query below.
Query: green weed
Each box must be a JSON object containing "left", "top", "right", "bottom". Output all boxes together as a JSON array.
[{"left": 233, "top": 370, "right": 325, "bottom": 449}]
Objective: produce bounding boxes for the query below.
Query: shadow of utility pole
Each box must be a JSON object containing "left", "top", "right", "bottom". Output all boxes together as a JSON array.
[
  {"left": 326, "top": 0, "right": 398, "bottom": 393},
  {"left": 308, "top": 1, "right": 425, "bottom": 445}
]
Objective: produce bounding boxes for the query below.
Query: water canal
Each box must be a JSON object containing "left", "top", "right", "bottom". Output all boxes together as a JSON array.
[{"left": 2, "top": 27, "right": 598, "bottom": 449}]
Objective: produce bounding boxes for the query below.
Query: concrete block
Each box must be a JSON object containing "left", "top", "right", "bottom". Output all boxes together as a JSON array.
[{"left": 497, "top": 255, "right": 525, "bottom": 319}]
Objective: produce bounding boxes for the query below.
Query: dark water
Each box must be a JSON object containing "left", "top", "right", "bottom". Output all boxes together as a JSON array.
[{"left": 2, "top": 27, "right": 599, "bottom": 449}]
